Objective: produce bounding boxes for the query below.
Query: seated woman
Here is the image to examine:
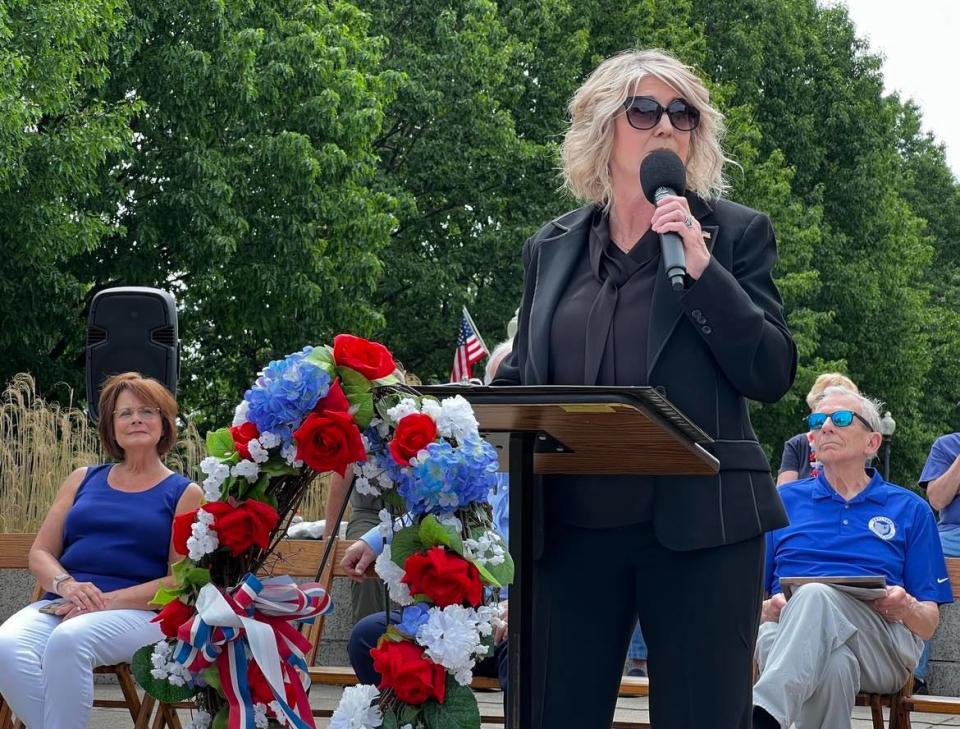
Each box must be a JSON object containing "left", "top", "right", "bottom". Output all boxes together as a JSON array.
[{"left": 0, "top": 372, "right": 202, "bottom": 728}]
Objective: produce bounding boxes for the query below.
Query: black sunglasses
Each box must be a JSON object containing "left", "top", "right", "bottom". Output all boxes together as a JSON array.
[
  {"left": 623, "top": 96, "right": 700, "bottom": 132},
  {"left": 806, "top": 410, "right": 874, "bottom": 431}
]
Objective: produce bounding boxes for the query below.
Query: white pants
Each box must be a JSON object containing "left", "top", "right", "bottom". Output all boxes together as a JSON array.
[{"left": 0, "top": 600, "right": 164, "bottom": 728}]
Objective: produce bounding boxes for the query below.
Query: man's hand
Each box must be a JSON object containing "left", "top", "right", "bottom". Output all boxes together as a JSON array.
[
  {"left": 341, "top": 540, "right": 377, "bottom": 582},
  {"left": 872, "top": 586, "right": 913, "bottom": 623},
  {"left": 494, "top": 600, "right": 509, "bottom": 644},
  {"left": 761, "top": 593, "right": 787, "bottom": 623}
]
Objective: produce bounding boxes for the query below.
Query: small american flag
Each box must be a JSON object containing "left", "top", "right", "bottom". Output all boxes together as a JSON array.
[{"left": 450, "top": 306, "right": 489, "bottom": 383}]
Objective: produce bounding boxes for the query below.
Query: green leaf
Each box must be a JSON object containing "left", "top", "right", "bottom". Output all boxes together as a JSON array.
[
  {"left": 149, "top": 585, "right": 184, "bottom": 607},
  {"left": 212, "top": 706, "right": 229, "bottom": 729},
  {"left": 373, "top": 373, "right": 401, "bottom": 386},
  {"left": 206, "top": 428, "right": 235, "bottom": 459},
  {"left": 390, "top": 525, "right": 425, "bottom": 569},
  {"left": 185, "top": 567, "right": 211, "bottom": 588},
  {"left": 131, "top": 644, "right": 198, "bottom": 703},
  {"left": 419, "top": 515, "right": 464, "bottom": 556},
  {"left": 201, "top": 666, "right": 221, "bottom": 691},
  {"left": 469, "top": 560, "right": 501, "bottom": 590},
  {"left": 423, "top": 678, "right": 480, "bottom": 729},
  {"left": 482, "top": 547, "right": 514, "bottom": 589},
  {"left": 305, "top": 345, "right": 337, "bottom": 378},
  {"left": 339, "top": 365, "right": 374, "bottom": 428},
  {"left": 382, "top": 709, "right": 400, "bottom": 729},
  {"left": 400, "top": 705, "right": 421, "bottom": 725},
  {"left": 260, "top": 459, "right": 299, "bottom": 478}
]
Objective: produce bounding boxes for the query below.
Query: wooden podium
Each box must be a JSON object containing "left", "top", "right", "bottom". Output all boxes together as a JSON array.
[{"left": 419, "top": 385, "right": 718, "bottom": 727}]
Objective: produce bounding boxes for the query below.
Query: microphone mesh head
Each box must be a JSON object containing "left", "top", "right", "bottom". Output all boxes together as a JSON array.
[{"left": 639, "top": 150, "right": 687, "bottom": 205}]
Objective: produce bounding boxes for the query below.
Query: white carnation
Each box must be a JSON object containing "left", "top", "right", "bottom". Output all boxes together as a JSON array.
[
  {"left": 268, "top": 702, "right": 290, "bottom": 727},
  {"left": 232, "top": 401, "right": 250, "bottom": 426},
  {"left": 436, "top": 396, "right": 479, "bottom": 443},
  {"left": 374, "top": 545, "right": 413, "bottom": 606},
  {"left": 420, "top": 398, "right": 441, "bottom": 420},
  {"left": 232, "top": 459, "right": 260, "bottom": 483},
  {"left": 415, "top": 604, "right": 492, "bottom": 686},
  {"left": 247, "top": 439, "right": 270, "bottom": 464},
  {"left": 386, "top": 398, "right": 419, "bottom": 423},
  {"left": 329, "top": 684, "right": 382, "bottom": 729}
]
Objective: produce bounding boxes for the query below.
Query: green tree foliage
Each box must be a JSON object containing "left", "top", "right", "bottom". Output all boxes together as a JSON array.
[
  {"left": 0, "top": 0, "right": 136, "bottom": 391},
  {"left": 3, "top": 0, "right": 960, "bottom": 487}
]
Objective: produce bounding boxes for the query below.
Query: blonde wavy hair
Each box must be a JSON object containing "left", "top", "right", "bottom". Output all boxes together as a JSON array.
[{"left": 561, "top": 49, "right": 729, "bottom": 205}]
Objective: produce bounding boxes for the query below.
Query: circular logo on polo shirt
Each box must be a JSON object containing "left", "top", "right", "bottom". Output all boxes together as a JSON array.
[{"left": 868, "top": 516, "right": 896, "bottom": 540}]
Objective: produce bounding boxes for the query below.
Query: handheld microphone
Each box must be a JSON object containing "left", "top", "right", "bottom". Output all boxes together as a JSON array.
[{"left": 640, "top": 150, "right": 688, "bottom": 291}]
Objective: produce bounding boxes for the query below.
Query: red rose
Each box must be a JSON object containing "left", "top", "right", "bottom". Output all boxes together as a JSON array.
[
  {"left": 293, "top": 409, "right": 366, "bottom": 477},
  {"left": 152, "top": 597, "right": 194, "bottom": 638},
  {"left": 246, "top": 661, "right": 298, "bottom": 708},
  {"left": 402, "top": 546, "right": 483, "bottom": 608},
  {"left": 229, "top": 421, "right": 260, "bottom": 460},
  {"left": 204, "top": 500, "right": 279, "bottom": 556},
  {"left": 389, "top": 413, "right": 437, "bottom": 466},
  {"left": 172, "top": 508, "right": 199, "bottom": 556},
  {"left": 313, "top": 378, "right": 350, "bottom": 414},
  {"left": 371, "top": 639, "right": 446, "bottom": 705},
  {"left": 333, "top": 334, "right": 396, "bottom": 380}
]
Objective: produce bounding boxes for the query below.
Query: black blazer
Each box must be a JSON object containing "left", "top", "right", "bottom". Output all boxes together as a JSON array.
[{"left": 494, "top": 193, "right": 797, "bottom": 550}]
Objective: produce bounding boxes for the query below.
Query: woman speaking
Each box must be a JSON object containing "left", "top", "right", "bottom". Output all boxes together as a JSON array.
[{"left": 494, "top": 49, "right": 797, "bottom": 728}]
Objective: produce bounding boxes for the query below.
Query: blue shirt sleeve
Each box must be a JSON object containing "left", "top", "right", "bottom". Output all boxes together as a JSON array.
[
  {"left": 359, "top": 512, "right": 415, "bottom": 555},
  {"left": 919, "top": 435, "right": 960, "bottom": 487},
  {"left": 764, "top": 528, "right": 778, "bottom": 596},
  {"left": 903, "top": 499, "right": 953, "bottom": 604}
]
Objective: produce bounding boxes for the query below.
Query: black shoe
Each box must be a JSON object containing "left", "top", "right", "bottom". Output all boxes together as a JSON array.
[{"left": 913, "top": 677, "right": 929, "bottom": 695}]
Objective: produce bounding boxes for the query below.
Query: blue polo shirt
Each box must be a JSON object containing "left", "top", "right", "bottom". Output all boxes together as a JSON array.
[
  {"left": 765, "top": 469, "right": 952, "bottom": 604},
  {"left": 919, "top": 433, "right": 960, "bottom": 531}
]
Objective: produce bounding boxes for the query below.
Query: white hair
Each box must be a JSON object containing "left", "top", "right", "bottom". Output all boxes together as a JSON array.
[
  {"left": 484, "top": 340, "right": 514, "bottom": 385},
  {"left": 819, "top": 386, "right": 883, "bottom": 433}
]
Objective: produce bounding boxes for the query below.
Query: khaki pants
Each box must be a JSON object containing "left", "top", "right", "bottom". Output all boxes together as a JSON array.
[{"left": 754, "top": 583, "right": 923, "bottom": 729}]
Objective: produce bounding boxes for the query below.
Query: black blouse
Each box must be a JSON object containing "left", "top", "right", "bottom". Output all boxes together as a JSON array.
[{"left": 545, "top": 208, "right": 659, "bottom": 527}]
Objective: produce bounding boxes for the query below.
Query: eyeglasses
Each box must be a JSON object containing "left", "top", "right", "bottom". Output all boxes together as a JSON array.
[
  {"left": 806, "top": 410, "right": 873, "bottom": 431},
  {"left": 623, "top": 96, "right": 700, "bottom": 132},
  {"left": 114, "top": 406, "right": 161, "bottom": 421}
]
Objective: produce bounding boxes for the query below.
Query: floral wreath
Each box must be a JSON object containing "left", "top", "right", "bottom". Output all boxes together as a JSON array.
[{"left": 133, "top": 335, "right": 512, "bottom": 729}]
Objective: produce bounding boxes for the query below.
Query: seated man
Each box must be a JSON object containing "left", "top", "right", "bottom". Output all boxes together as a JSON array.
[{"left": 753, "top": 386, "right": 952, "bottom": 729}]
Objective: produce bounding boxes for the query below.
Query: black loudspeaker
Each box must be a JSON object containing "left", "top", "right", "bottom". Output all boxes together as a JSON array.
[{"left": 86, "top": 287, "right": 180, "bottom": 423}]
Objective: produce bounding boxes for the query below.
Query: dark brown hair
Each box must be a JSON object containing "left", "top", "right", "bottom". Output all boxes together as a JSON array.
[{"left": 97, "top": 372, "right": 179, "bottom": 459}]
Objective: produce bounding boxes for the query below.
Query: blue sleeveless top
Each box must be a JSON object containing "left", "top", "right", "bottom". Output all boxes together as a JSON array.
[{"left": 53, "top": 464, "right": 191, "bottom": 596}]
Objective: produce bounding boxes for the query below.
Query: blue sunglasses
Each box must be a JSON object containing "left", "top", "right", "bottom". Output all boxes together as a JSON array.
[{"left": 806, "top": 410, "right": 873, "bottom": 431}]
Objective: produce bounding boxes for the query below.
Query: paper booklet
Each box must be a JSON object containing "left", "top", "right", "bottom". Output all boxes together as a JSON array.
[{"left": 780, "top": 575, "right": 888, "bottom": 602}]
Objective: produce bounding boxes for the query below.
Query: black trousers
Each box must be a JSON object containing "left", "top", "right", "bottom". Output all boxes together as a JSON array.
[{"left": 529, "top": 521, "right": 764, "bottom": 729}]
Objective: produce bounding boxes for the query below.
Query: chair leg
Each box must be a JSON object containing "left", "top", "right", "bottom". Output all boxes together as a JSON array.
[
  {"left": 870, "top": 694, "right": 884, "bottom": 729},
  {"left": 136, "top": 693, "right": 157, "bottom": 729},
  {"left": 115, "top": 664, "right": 144, "bottom": 723}
]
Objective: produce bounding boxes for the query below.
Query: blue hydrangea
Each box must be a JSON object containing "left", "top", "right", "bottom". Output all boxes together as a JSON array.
[
  {"left": 397, "top": 434, "right": 499, "bottom": 516},
  {"left": 243, "top": 347, "right": 330, "bottom": 441},
  {"left": 395, "top": 603, "right": 431, "bottom": 637}
]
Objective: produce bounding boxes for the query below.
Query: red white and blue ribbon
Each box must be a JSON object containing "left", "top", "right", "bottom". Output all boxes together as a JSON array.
[{"left": 173, "top": 574, "right": 332, "bottom": 729}]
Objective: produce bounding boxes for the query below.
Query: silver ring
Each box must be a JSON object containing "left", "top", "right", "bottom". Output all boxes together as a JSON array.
[{"left": 683, "top": 215, "right": 693, "bottom": 229}]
